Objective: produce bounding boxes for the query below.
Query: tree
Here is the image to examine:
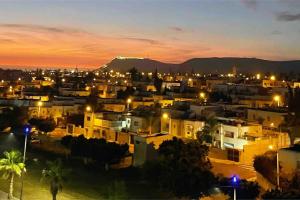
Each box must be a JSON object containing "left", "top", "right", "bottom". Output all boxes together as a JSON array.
[
  {"left": 107, "top": 181, "right": 128, "bottom": 200},
  {"left": 153, "top": 68, "right": 163, "bottom": 93},
  {"left": 144, "top": 137, "right": 214, "bottom": 198},
  {"left": 217, "top": 177, "right": 260, "bottom": 199},
  {"left": 284, "top": 85, "right": 300, "bottom": 144},
  {"left": 198, "top": 118, "right": 218, "bottom": 144},
  {"left": 253, "top": 151, "right": 278, "bottom": 185},
  {"left": 29, "top": 118, "right": 56, "bottom": 134},
  {"left": 128, "top": 67, "right": 141, "bottom": 81},
  {"left": 42, "top": 159, "right": 69, "bottom": 200},
  {"left": 0, "top": 150, "right": 25, "bottom": 200}
]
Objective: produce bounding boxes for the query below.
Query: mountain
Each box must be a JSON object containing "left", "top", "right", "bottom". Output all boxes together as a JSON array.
[
  {"left": 100, "top": 57, "right": 300, "bottom": 73},
  {"left": 101, "top": 57, "right": 177, "bottom": 73}
]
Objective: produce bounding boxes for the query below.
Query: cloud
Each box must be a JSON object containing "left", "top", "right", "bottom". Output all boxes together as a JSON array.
[
  {"left": 121, "top": 37, "right": 163, "bottom": 45},
  {"left": 169, "top": 26, "right": 184, "bottom": 32},
  {"left": 271, "top": 30, "right": 282, "bottom": 35},
  {"left": 0, "top": 38, "right": 16, "bottom": 44},
  {"left": 241, "top": 0, "right": 257, "bottom": 10},
  {"left": 0, "top": 24, "right": 88, "bottom": 35},
  {"left": 276, "top": 12, "right": 300, "bottom": 21}
]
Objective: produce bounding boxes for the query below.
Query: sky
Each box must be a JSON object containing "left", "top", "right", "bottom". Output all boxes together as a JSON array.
[{"left": 0, "top": 0, "right": 299, "bottom": 69}]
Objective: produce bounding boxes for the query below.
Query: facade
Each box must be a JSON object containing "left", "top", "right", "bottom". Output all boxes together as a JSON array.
[
  {"left": 133, "top": 133, "right": 173, "bottom": 166},
  {"left": 279, "top": 145, "right": 300, "bottom": 179},
  {"left": 247, "top": 108, "right": 287, "bottom": 129}
]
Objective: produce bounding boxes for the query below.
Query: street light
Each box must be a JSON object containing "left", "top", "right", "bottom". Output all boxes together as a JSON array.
[
  {"left": 86, "top": 105, "right": 92, "bottom": 112},
  {"left": 273, "top": 95, "right": 281, "bottom": 107},
  {"left": 20, "top": 124, "right": 31, "bottom": 200},
  {"left": 268, "top": 145, "right": 280, "bottom": 188},
  {"left": 37, "top": 101, "right": 43, "bottom": 118},
  {"left": 270, "top": 75, "right": 276, "bottom": 81},
  {"left": 231, "top": 175, "right": 239, "bottom": 200},
  {"left": 162, "top": 113, "right": 169, "bottom": 119},
  {"left": 127, "top": 98, "right": 132, "bottom": 111}
]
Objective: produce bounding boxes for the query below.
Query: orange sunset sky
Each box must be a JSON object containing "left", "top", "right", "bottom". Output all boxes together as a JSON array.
[{"left": 0, "top": 0, "right": 300, "bottom": 69}]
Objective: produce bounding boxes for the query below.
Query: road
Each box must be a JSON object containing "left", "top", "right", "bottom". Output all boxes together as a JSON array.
[{"left": 211, "top": 159, "right": 256, "bottom": 181}]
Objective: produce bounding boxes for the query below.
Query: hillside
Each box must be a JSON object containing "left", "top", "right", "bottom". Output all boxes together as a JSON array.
[{"left": 100, "top": 57, "right": 300, "bottom": 73}]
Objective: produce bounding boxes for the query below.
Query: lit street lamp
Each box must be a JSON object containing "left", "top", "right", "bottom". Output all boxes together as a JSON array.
[
  {"left": 269, "top": 145, "right": 280, "bottom": 188},
  {"left": 231, "top": 175, "right": 239, "bottom": 200},
  {"left": 86, "top": 105, "right": 92, "bottom": 112},
  {"left": 20, "top": 124, "right": 31, "bottom": 200},
  {"left": 127, "top": 98, "right": 132, "bottom": 111},
  {"left": 273, "top": 95, "right": 281, "bottom": 107}
]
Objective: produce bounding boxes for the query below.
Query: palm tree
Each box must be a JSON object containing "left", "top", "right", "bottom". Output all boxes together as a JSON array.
[
  {"left": 41, "top": 159, "right": 69, "bottom": 200},
  {"left": 0, "top": 150, "right": 25, "bottom": 200}
]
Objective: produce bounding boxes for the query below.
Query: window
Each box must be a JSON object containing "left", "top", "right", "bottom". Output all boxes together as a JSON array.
[
  {"left": 87, "top": 116, "right": 91, "bottom": 121},
  {"left": 134, "top": 121, "right": 139, "bottom": 126},
  {"left": 267, "top": 116, "right": 270, "bottom": 121},
  {"left": 224, "top": 131, "right": 234, "bottom": 138}
]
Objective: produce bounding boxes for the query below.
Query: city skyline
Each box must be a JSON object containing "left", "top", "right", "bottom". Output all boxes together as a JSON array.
[{"left": 0, "top": 0, "right": 300, "bottom": 68}]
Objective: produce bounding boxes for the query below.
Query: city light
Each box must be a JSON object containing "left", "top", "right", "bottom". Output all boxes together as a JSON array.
[
  {"left": 256, "top": 73, "right": 261, "bottom": 80},
  {"left": 37, "top": 101, "right": 43, "bottom": 107},
  {"left": 127, "top": 98, "right": 132, "bottom": 104},
  {"left": 162, "top": 113, "right": 169, "bottom": 119},
  {"left": 199, "top": 92, "right": 205, "bottom": 99},
  {"left": 86, "top": 106, "right": 92, "bottom": 112},
  {"left": 270, "top": 75, "right": 276, "bottom": 81},
  {"left": 273, "top": 95, "right": 281, "bottom": 107}
]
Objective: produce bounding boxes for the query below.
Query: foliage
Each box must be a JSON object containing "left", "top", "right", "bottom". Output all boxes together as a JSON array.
[
  {"left": 262, "top": 189, "right": 300, "bottom": 199},
  {"left": 66, "top": 114, "right": 84, "bottom": 127},
  {"left": 128, "top": 67, "right": 142, "bottom": 81},
  {"left": 61, "top": 135, "right": 73, "bottom": 148},
  {"left": 107, "top": 181, "right": 128, "bottom": 200},
  {"left": 253, "top": 151, "right": 277, "bottom": 184},
  {"left": 0, "top": 107, "right": 28, "bottom": 131},
  {"left": 117, "top": 87, "right": 135, "bottom": 100},
  {"left": 263, "top": 171, "right": 300, "bottom": 199},
  {"left": 153, "top": 69, "right": 163, "bottom": 93},
  {"left": 29, "top": 118, "right": 56, "bottom": 133},
  {"left": 198, "top": 118, "right": 218, "bottom": 144},
  {"left": 0, "top": 150, "right": 25, "bottom": 199},
  {"left": 217, "top": 176, "right": 260, "bottom": 199},
  {"left": 209, "top": 92, "right": 232, "bottom": 103},
  {"left": 284, "top": 86, "right": 300, "bottom": 144},
  {"left": 143, "top": 137, "right": 214, "bottom": 198},
  {"left": 42, "top": 159, "right": 69, "bottom": 200},
  {"left": 61, "top": 135, "right": 129, "bottom": 165}
]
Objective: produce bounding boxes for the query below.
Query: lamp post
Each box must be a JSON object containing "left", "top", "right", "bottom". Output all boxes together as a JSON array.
[
  {"left": 20, "top": 124, "right": 31, "bottom": 200},
  {"left": 269, "top": 145, "right": 280, "bottom": 188},
  {"left": 231, "top": 175, "right": 239, "bottom": 200},
  {"left": 37, "top": 101, "right": 43, "bottom": 118},
  {"left": 273, "top": 95, "right": 280, "bottom": 107},
  {"left": 127, "top": 98, "right": 132, "bottom": 111}
]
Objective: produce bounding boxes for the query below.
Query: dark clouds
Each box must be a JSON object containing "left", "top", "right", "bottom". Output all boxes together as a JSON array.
[
  {"left": 241, "top": 0, "right": 257, "bottom": 10},
  {"left": 276, "top": 12, "right": 300, "bottom": 21},
  {"left": 169, "top": 26, "right": 184, "bottom": 32}
]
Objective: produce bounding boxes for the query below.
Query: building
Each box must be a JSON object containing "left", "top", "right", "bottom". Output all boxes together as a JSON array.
[
  {"left": 133, "top": 133, "right": 173, "bottom": 166},
  {"left": 279, "top": 145, "right": 300, "bottom": 179},
  {"left": 247, "top": 108, "right": 287, "bottom": 129}
]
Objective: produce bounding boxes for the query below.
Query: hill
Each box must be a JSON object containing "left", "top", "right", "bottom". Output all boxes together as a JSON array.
[{"left": 100, "top": 57, "right": 300, "bottom": 73}]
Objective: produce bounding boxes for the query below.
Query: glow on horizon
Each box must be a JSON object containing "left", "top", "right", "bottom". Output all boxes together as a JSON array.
[{"left": 0, "top": 0, "right": 299, "bottom": 69}]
